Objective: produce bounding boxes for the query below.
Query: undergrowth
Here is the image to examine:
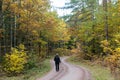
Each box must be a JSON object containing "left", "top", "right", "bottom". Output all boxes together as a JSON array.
[
  {"left": 68, "top": 56, "right": 115, "bottom": 80},
  {"left": 0, "top": 59, "right": 51, "bottom": 80}
]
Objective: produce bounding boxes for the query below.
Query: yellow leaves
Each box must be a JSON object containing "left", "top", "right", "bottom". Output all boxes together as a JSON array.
[
  {"left": 104, "top": 47, "right": 120, "bottom": 72},
  {"left": 112, "top": 13, "right": 116, "bottom": 16},
  {"left": 3, "top": 0, "right": 11, "bottom": 4},
  {"left": 32, "top": 30, "right": 39, "bottom": 37},
  {"left": 103, "top": 47, "right": 113, "bottom": 54},
  {"left": 3, "top": 44, "right": 28, "bottom": 74},
  {"left": 2, "top": 0, "right": 69, "bottom": 48},
  {"left": 115, "top": 48, "right": 120, "bottom": 54},
  {"left": 114, "top": 34, "right": 120, "bottom": 41},
  {"left": 18, "top": 44, "right": 25, "bottom": 50},
  {"left": 3, "top": 0, "right": 20, "bottom": 15},
  {"left": 43, "top": 12, "right": 70, "bottom": 42},
  {"left": 100, "top": 40, "right": 112, "bottom": 54},
  {"left": 115, "top": 39, "right": 120, "bottom": 44},
  {"left": 71, "top": 49, "right": 79, "bottom": 54},
  {"left": 100, "top": 40, "right": 110, "bottom": 47},
  {"left": 51, "top": 20, "right": 70, "bottom": 42},
  {"left": 105, "top": 51, "right": 120, "bottom": 66},
  {"left": 10, "top": 3, "right": 18, "bottom": 13},
  {"left": 105, "top": 55, "right": 116, "bottom": 64},
  {"left": 100, "top": 40, "right": 120, "bottom": 55},
  {"left": 114, "top": 34, "right": 120, "bottom": 46},
  {"left": 118, "top": 0, "right": 120, "bottom": 12}
]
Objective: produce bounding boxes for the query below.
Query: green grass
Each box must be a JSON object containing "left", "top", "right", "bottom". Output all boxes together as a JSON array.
[
  {"left": 0, "top": 59, "right": 51, "bottom": 80},
  {"left": 68, "top": 56, "right": 115, "bottom": 80}
]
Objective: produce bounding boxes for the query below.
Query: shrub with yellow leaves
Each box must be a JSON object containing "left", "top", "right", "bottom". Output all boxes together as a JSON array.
[
  {"left": 101, "top": 40, "right": 120, "bottom": 76},
  {"left": 100, "top": 40, "right": 110, "bottom": 47},
  {"left": 105, "top": 47, "right": 120, "bottom": 74},
  {"left": 3, "top": 44, "right": 28, "bottom": 75},
  {"left": 100, "top": 40, "right": 113, "bottom": 54}
]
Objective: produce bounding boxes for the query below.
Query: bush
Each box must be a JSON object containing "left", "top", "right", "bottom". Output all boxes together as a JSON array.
[
  {"left": 3, "top": 44, "right": 28, "bottom": 75},
  {"left": 25, "top": 53, "right": 38, "bottom": 69}
]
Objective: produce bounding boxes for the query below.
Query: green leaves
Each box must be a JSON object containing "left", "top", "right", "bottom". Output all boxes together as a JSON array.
[{"left": 65, "top": 0, "right": 120, "bottom": 55}]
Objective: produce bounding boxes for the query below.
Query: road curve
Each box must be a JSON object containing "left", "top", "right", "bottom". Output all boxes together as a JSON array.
[{"left": 37, "top": 57, "right": 91, "bottom": 80}]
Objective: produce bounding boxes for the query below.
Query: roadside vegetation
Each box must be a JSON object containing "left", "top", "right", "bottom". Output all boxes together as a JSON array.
[
  {"left": 0, "top": 58, "right": 51, "bottom": 80},
  {"left": 63, "top": 0, "right": 120, "bottom": 79},
  {"left": 68, "top": 56, "right": 115, "bottom": 80}
]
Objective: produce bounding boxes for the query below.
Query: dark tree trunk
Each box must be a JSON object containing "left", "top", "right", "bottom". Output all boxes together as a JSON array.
[
  {"left": 103, "top": 0, "right": 108, "bottom": 40},
  {"left": 0, "top": 0, "right": 3, "bottom": 34},
  {"left": 0, "top": 0, "right": 3, "bottom": 56}
]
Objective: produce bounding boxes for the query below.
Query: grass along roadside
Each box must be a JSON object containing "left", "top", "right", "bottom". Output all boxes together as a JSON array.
[
  {"left": 68, "top": 56, "right": 115, "bottom": 80},
  {"left": 0, "top": 59, "right": 51, "bottom": 80}
]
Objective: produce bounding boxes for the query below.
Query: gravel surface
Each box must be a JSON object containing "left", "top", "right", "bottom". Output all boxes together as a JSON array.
[{"left": 37, "top": 57, "right": 91, "bottom": 80}]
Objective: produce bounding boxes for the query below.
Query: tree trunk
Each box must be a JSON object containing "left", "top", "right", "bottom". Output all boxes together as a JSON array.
[
  {"left": 103, "top": 0, "right": 108, "bottom": 40},
  {"left": 2, "top": 15, "right": 6, "bottom": 54},
  {"left": 14, "top": 15, "right": 17, "bottom": 47},
  {"left": 0, "top": 0, "right": 3, "bottom": 55},
  {"left": 10, "top": 18, "right": 13, "bottom": 48},
  {"left": 0, "top": 0, "right": 2, "bottom": 29}
]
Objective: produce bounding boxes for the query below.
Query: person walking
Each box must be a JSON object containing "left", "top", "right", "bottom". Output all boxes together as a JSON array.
[{"left": 54, "top": 54, "right": 61, "bottom": 72}]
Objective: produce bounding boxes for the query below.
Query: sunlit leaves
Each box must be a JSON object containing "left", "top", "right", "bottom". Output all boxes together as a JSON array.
[
  {"left": 3, "top": 44, "right": 27, "bottom": 75},
  {"left": 1, "top": 0, "right": 70, "bottom": 57}
]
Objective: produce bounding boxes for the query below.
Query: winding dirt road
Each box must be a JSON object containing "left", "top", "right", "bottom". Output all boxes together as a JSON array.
[{"left": 37, "top": 57, "right": 91, "bottom": 80}]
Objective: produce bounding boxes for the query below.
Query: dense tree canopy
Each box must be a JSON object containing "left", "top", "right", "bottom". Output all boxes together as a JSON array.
[
  {"left": 63, "top": 0, "right": 120, "bottom": 75},
  {"left": 64, "top": 0, "right": 120, "bottom": 54},
  {"left": 0, "top": 0, "right": 70, "bottom": 56}
]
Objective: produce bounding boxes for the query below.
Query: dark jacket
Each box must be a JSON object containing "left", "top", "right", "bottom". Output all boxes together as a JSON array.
[{"left": 54, "top": 55, "right": 61, "bottom": 64}]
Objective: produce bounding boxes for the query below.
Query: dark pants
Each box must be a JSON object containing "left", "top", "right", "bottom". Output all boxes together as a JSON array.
[{"left": 55, "top": 63, "right": 59, "bottom": 71}]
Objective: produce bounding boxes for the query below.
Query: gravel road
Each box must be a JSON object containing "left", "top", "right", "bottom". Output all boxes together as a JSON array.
[{"left": 37, "top": 57, "right": 91, "bottom": 80}]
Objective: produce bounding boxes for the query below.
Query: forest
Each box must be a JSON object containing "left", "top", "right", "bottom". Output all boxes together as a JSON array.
[{"left": 0, "top": 0, "right": 120, "bottom": 80}]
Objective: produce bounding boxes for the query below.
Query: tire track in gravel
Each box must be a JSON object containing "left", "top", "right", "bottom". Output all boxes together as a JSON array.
[{"left": 37, "top": 57, "right": 92, "bottom": 80}]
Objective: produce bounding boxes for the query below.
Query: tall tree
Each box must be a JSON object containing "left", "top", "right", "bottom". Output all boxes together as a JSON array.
[
  {"left": 0, "top": 0, "right": 3, "bottom": 55},
  {"left": 0, "top": 0, "right": 2, "bottom": 29},
  {"left": 103, "top": 0, "right": 108, "bottom": 40}
]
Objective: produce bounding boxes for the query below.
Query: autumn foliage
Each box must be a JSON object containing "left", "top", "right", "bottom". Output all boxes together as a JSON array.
[{"left": 3, "top": 44, "right": 27, "bottom": 75}]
